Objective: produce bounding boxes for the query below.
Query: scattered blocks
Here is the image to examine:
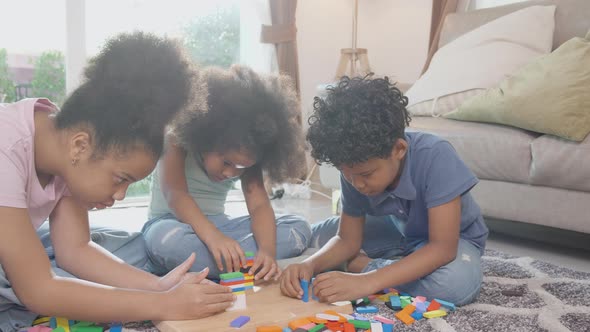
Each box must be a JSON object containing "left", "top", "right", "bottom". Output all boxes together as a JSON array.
[
  {"left": 400, "top": 296, "right": 412, "bottom": 308},
  {"left": 410, "top": 311, "right": 423, "bottom": 320},
  {"left": 230, "top": 315, "right": 251, "bottom": 328},
  {"left": 389, "top": 296, "right": 402, "bottom": 310},
  {"left": 349, "top": 319, "right": 371, "bottom": 330},
  {"left": 373, "top": 315, "right": 395, "bottom": 325}
]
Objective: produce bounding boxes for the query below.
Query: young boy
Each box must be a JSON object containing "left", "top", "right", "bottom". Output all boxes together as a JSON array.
[{"left": 280, "top": 76, "right": 488, "bottom": 306}]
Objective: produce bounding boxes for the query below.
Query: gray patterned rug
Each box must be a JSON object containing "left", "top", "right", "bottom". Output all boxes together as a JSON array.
[{"left": 87, "top": 249, "right": 590, "bottom": 332}]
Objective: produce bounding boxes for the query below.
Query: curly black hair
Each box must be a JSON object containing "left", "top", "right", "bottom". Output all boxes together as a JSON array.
[
  {"left": 171, "top": 65, "right": 305, "bottom": 183},
  {"left": 55, "top": 31, "right": 198, "bottom": 158},
  {"left": 307, "top": 75, "right": 410, "bottom": 167}
]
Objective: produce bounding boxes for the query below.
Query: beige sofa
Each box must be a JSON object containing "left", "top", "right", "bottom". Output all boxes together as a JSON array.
[{"left": 408, "top": 0, "right": 590, "bottom": 235}]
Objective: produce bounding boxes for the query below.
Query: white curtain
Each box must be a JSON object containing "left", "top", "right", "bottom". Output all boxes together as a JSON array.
[{"left": 239, "top": 0, "right": 277, "bottom": 73}]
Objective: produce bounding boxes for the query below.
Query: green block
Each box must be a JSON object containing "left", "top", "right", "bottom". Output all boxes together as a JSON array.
[
  {"left": 244, "top": 251, "right": 255, "bottom": 257},
  {"left": 71, "top": 322, "right": 95, "bottom": 328},
  {"left": 308, "top": 323, "right": 325, "bottom": 332},
  {"left": 219, "top": 272, "right": 244, "bottom": 280},
  {"left": 400, "top": 296, "right": 411, "bottom": 308},
  {"left": 363, "top": 297, "right": 370, "bottom": 305},
  {"left": 52, "top": 328, "right": 66, "bottom": 332},
  {"left": 72, "top": 327, "right": 103, "bottom": 332},
  {"left": 349, "top": 320, "right": 371, "bottom": 329}
]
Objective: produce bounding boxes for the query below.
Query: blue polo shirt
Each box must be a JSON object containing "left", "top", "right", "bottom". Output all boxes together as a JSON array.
[{"left": 340, "top": 132, "right": 488, "bottom": 253}]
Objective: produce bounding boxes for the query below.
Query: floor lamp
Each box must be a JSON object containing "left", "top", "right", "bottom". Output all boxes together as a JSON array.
[{"left": 334, "top": 0, "right": 371, "bottom": 80}]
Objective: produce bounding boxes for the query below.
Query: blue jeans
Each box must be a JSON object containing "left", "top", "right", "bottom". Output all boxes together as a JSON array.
[
  {"left": 142, "top": 213, "right": 312, "bottom": 279},
  {"left": 0, "top": 224, "right": 149, "bottom": 332},
  {"left": 311, "top": 215, "right": 483, "bottom": 306}
]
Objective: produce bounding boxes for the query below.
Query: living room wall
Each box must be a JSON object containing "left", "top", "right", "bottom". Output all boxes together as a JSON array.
[{"left": 296, "top": 0, "right": 432, "bottom": 123}]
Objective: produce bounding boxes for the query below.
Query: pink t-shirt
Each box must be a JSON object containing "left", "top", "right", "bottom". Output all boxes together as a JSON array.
[{"left": 0, "top": 98, "right": 69, "bottom": 229}]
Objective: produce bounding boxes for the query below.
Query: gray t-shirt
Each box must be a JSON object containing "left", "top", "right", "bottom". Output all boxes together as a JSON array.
[
  {"left": 341, "top": 132, "right": 488, "bottom": 254},
  {"left": 148, "top": 152, "right": 237, "bottom": 219}
]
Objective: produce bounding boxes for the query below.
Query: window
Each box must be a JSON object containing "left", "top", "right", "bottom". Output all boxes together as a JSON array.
[{"left": 0, "top": 0, "right": 66, "bottom": 104}]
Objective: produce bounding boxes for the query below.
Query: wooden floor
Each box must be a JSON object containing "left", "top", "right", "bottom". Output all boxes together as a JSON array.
[{"left": 155, "top": 281, "right": 353, "bottom": 332}]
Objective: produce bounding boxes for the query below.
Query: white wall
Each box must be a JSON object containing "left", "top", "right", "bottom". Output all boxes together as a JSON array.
[{"left": 296, "top": 0, "right": 432, "bottom": 121}]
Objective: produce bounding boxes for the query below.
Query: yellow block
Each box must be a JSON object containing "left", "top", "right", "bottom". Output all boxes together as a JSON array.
[
  {"left": 56, "top": 317, "right": 71, "bottom": 332},
  {"left": 423, "top": 310, "right": 447, "bottom": 319}
]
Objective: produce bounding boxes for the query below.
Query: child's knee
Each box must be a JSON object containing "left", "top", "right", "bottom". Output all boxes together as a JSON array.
[{"left": 276, "top": 215, "right": 312, "bottom": 258}]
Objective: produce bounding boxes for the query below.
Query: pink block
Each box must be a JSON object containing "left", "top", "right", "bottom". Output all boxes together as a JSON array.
[
  {"left": 300, "top": 323, "right": 317, "bottom": 330},
  {"left": 28, "top": 326, "right": 52, "bottom": 332},
  {"left": 414, "top": 296, "right": 427, "bottom": 302},
  {"left": 373, "top": 315, "right": 396, "bottom": 325}
]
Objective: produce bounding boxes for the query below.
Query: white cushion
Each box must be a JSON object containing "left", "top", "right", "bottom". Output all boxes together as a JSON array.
[{"left": 406, "top": 5, "right": 556, "bottom": 107}]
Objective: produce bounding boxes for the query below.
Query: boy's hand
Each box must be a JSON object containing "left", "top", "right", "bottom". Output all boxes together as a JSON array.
[
  {"left": 203, "top": 230, "right": 247, "bottom": 273},
  {"left": 313, "top": 271, "right": 373, "bottom": 303},
  {"left": 279, "top": 262, "right": 314, "bottom": 299},
  {"left": 161, "top": 268, "right": 235, "bottom": 320},
  {"left": 157, "top": 253, "right": 203, "bottom": 291},
  {"left": 248, "top": 250, "right": 280, "bottom": 281}
]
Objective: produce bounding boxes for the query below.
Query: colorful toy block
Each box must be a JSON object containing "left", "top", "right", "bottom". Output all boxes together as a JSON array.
[
  {"left": 27, "top": 326, "right": 52, "bottom": 332},
  {"left": 400, "top": 296, "right": 411, "bottom": 308},
  {"left": 300, "top": 279, "right": 310, "bottom": 302},
  {"left": 220, "top": 272, "right": 248, "bottom": 311},
  {"left": 434, "top": 298, "right": 456, "bottom": 311},
  {"left": 427, "top": 299, "right": 441, "bottom": 311},
  {"left": 423, "top": 309, "right": 448, "bottom": 319},
  {"left": 308, "top": 324, "right": 326, "bottom": 332},
  {"left": 315, "top": 313, "right": 340, "bottom": 321},
  {"left": 355, "top": 305, "right": 378, "bottom": 314},
  {"left": 310, "top": 277, "right": 319, "bottom": 301},
  {"left": 288, "top": 318, "right": 313, "bottom": 330},
  {"left": 394, "top": 312, "right": 415, "bottom": 325},
  {"left": 370, "top": 322, "right": 384, "bottom": 332},
  {"left": 389, "top": 296, "right": 402, "bottom": 310},
  {"left": 382, "top": 323, "right": 394, "bottom": 332},
  {"left": 230, "top": 315, "right": 251, "bottom": 328},
  {"left": 256, "top": 326, "right": 282, "bottom": 332},
  {"left": 349, "top": 319, "right": 371, "bottom": 329},
  {"left": 410, "top": 311, "right": 423, "bottom": 320},
  {"left": 415, "top": 301, "right": 427, "bottom": 313},
  {"left": 373, "top": 315, "right": 395, "bottom": 325}
]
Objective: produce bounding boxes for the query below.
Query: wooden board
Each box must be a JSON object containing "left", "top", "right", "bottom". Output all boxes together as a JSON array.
[{"left": 155, "top": 281, "right": 353, "bottom": 332}]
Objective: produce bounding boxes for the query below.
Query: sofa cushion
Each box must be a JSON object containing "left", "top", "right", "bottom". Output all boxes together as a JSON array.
[
  {"left": 439, "top": 0, "right": 590, "bottom": 51},
  {"left": 408, "top": 89, "right": 484, "bottom": 117},
  {"left": 408, "top": 117, "right": 539, "bottom": 184},
  {"left": 530, "top": 134, "right": 590, "bottom": 192},
  {"left": 444, "top": 34, "right": 590, "bottom": 142}
]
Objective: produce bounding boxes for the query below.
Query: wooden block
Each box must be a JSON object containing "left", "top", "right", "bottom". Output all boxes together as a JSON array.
[
  {"left": 381, "top": 323, "right": 393, "bottom": 332},
  {"left": 300, "top": 279, "right": 310, "bottom": 302},
  {"left": 434, "top": 298, "right": 456, "bottom": 311},
  {"left": 322, "top": 310, "right": 347, "bottom": 322},
  {"left": 373, "top": 315, "right": 395, "bottom": 325},
  {"left": 370, "top": 322, "right": 383, "bottom": 332},
  {"left": 400, "top": 304, "right": 416, "bottom": 316},
  {"left": 394, "top": 312, "right": 415, "bottom": 325},
  {"left": 230, "top": 316, "right": 251, "bottom": 328},
  {"left": 56, "top": 317, "right": 70, "bottom": 332},
  {"left": 308, "top": 324, "right": 326, "bottom": 332},
  {"left": 289, "top": 318, "right": 313, "bottom": 330},
  {"left": 220, "top": 272, "right": 245, "bottom": 280},
  {"left": 356, "top": 306, "right": 378, "bottom": 314},
  {"left": 349, "top": 320, "right": 371, "bottom": 329},
  {"left": 427, "top": 299, "right": 441, "bottom": 311},
  {"left": 423, "top": 310, "right": 447, "bottom": 319},
  {"left": 227, "top": 293, "right": 247, "bottom": 311},
  {"left": 343, "top": 323, "right": 355, "bottom": 332}
]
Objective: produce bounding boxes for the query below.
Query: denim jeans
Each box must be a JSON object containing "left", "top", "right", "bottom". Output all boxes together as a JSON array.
[
  {"left": 311, "top": 215, "right": 483, "bottom": 306},
  {"left": 142, "top": 213, "right": 312, "bottom": 279},
  {"left": 0, "top": 224, "right": 149, "bottom": 332}
]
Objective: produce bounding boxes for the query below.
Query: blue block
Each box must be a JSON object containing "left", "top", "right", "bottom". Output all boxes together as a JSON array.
[
  {"left": 382, "top": 323, "right": 394, "bottom": 332},
  {"left": 415, "top": 302, "right": 427, "bottom": 313},
  {"left": 356, "top": 306, "right": 378, "bottom": 314},
  {"left": 230, "top": 315, "right": 250, "bottom": 328},
  {"left": 283, "top": 328, "right": 292, "bottom": 332},
  {"left": 411, "top": 311, "right": 423, "bottom": 320},
  {"left": 300, "top": 279, "right": 309, "bottom": 302},
  {"left": 231, "top": 287, "right": 246, "bottom": 293},
  {"left": 400, "top": 292, "right": 411, "bottom": 297},
  {"left": 110, "top": 323, "right": 123, "bottom": 332},
  {"left": 390, "top": 296, "right": 402, "bottom": 310},
  {"left": 50, "top": 317, "right": 57, "bottom": 329},
  {"left": 435, "top": 298, "right": 456, "bottom": 311},
  {"left": 353, "top": 313, "right": 370, "bottom": 321}
]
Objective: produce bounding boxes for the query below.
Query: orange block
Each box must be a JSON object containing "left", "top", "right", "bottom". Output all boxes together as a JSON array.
[
  {"left": 288, "top": 318, "right": 313, "bottom": 330},
  {"left": 343, "top": 322, "right": 356, "bottom": 332},
  {"left": 326, "top": 322, "right": 344, "bottom": 331},
  {"left": 400, "top": 304, "right": 416, "bottom": 315},
  {"left": 256, "top": 326, "right": 282, "bottom": 332},
  {"left": 308, "top": 316, "right": 327, "bottom": 324},
  {"left": 427, "top": 299, "right": 441, "bottom": 311},
  {"left": 395, "top": 312, "right": 415, "bottom": 325}
]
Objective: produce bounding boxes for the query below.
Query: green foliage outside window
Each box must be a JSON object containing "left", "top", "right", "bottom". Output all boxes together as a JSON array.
[
  {"left": 181, "top": 4, "right": 240, "bottom": 68},
  {"left": 0, "top": 49, "right": 16, "bottom": 103},
  {"left": 31, "top": 51, "right": 66, "bottom": 106}
]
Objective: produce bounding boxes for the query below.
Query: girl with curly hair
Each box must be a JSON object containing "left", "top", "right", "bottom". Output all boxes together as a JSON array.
[
  {"left": 0, "top": 32, "right": 235, "bottom": 329},
  {"left": 143, "top": 65, "right": 311, "bottom": 281}
]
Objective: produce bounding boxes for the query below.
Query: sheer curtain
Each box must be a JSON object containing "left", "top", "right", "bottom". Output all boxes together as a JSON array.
[{"left": 240, "top": 0, "right": 277, "bottom": 74}]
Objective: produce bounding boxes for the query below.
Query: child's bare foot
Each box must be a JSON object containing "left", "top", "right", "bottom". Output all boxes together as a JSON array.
[{"left": 346, "top": 252, "right": 372, "bottom": 273}]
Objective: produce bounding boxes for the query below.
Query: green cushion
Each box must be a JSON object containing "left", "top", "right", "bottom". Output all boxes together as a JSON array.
[{"left": 444, "top": 32, "right": 590, "bottom": 142}]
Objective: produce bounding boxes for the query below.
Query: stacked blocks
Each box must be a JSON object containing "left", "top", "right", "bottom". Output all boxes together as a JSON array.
[{"left": 220, "top": 272, "right": 247, "bottom": 311}]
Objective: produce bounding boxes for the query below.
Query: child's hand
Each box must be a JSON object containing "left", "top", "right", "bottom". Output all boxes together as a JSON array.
[
  {"left": 161, "top": 267, "right": 235, "bottom": 320},
  {"left": 279, "top": 262, "right": 314, "bottom": 299},
  {"left": 248, "top": 250, "right": 280, "bottom": 281},
  {"left": 203, "top": 230, "right": 247, "bottom": 272},
  {"left": 156, "top": 253, "right": 205, "bottom": 291},
  {"left": 313, "top": 271, "right": 373, "bottom": 303}
]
